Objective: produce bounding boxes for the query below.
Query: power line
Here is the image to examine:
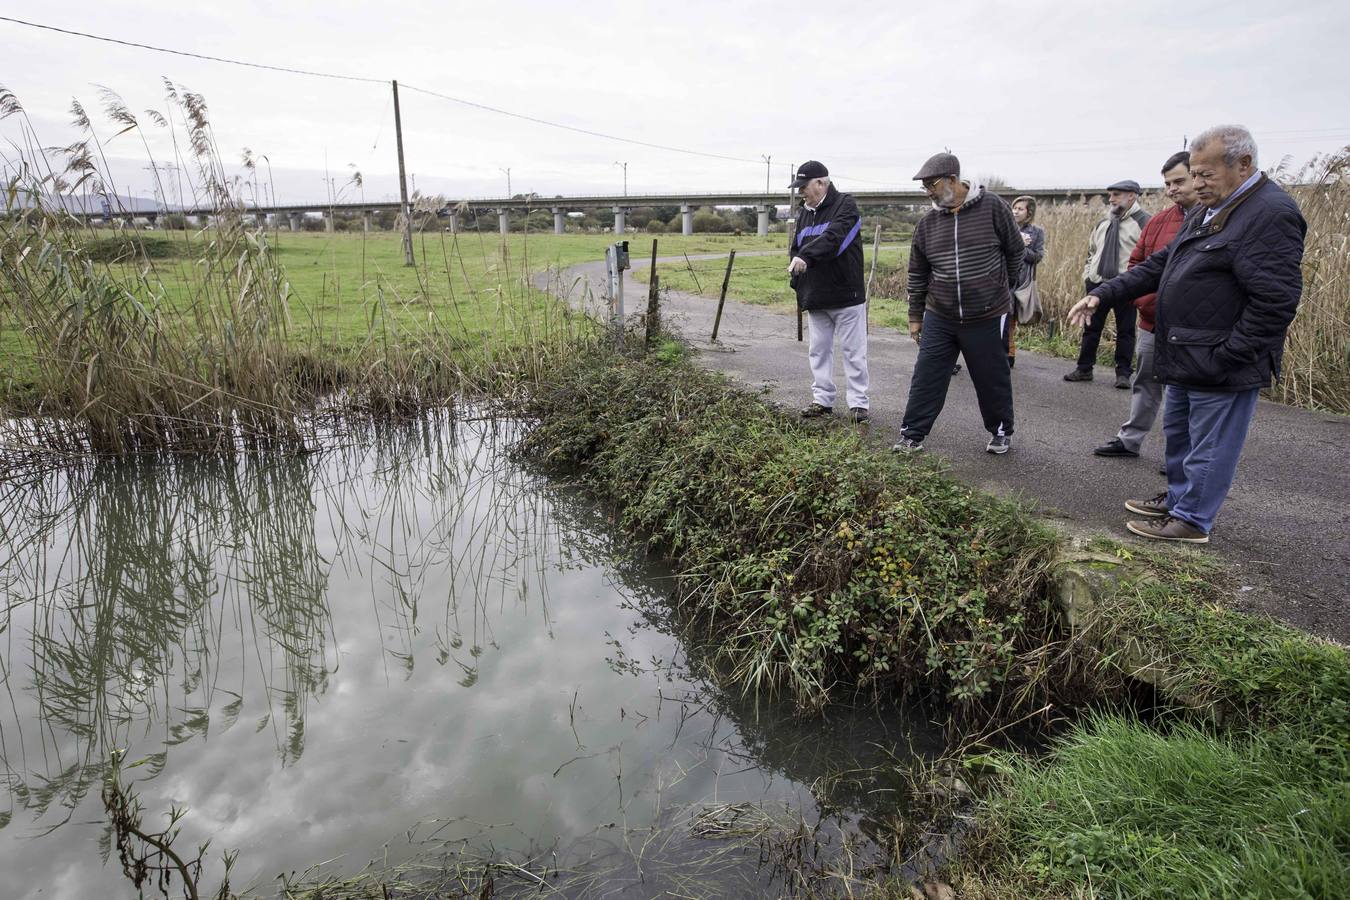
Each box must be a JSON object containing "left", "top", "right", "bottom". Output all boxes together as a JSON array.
[
  {"left": 0, "top": 15, "right": 386, "bottom": 84},
  {"left": 398, "top": 82, "right": 765, "bottom": 166}
]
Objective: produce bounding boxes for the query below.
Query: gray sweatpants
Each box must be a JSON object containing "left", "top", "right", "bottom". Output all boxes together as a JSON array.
[{"left": 1116, "top": 329, "right": 1163, "bottom": 452}]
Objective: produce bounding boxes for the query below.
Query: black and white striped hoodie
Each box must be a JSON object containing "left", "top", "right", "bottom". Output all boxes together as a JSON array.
[{"left": 906, "top": 183, "right": 1024, "bottom": 324}]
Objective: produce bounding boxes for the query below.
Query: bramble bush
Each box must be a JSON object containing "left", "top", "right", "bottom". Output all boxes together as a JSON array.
[{"left": 516, "top": 345, "right": 1062, "bottom": 714}]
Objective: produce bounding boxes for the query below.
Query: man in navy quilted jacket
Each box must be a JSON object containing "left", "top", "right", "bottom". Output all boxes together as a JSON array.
[{"left": 1069, "top": 125, "right": 1307, "bottom": 544}]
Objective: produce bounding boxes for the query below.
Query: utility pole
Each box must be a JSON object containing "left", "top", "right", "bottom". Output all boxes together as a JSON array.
[
  {"left": 391, "top": 79, "right": 415, "bottom": 266},
  {"left": 614, "top": 161, "right": 628, "bottom": 197},
  {"left": 499, "top": 167, "right": 511, "bottom": 198},
  {"left": 761, "top": 154, "right": 772, "bottom": 194}
]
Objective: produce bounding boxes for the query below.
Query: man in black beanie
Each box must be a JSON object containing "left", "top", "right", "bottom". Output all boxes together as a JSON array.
[{"left": 894, "top": 152, "right": 1023, "bottom": 454}]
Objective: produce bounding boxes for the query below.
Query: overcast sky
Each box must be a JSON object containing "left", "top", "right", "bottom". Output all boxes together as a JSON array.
[{"left": 3, "top": 0, "right": 1349, "bottom": 206}]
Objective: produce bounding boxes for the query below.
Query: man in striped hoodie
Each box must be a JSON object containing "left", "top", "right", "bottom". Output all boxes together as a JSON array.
[{"left": 894, "top": 152, "right": 1024, "bottom": 454}]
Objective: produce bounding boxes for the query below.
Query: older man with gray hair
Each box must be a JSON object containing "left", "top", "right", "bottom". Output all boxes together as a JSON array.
[{"left": 1069, "top": 125, "right": 1307, "bottom": 543}]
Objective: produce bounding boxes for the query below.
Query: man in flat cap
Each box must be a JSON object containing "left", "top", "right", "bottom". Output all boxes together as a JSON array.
[
  {"left": 1066, "top": 180, "right": 1151, "bottom": 388},
  {"left": 894, "top": 152, "right": 1023, "bottom": 454},
  {"left": 788, "top": 160, "right": 870, "bottom": 422}
]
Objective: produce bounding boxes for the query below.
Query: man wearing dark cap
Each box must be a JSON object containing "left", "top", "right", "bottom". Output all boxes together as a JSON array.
[
  {"left": 894, "top": 152, "right": 1023, "bottom": 454},
  {"left": 1066, "top": 180, "right": 1151, "bottom": 388},
  {"left": 788, "top": 161, "right": 869, "bottom": 422}
]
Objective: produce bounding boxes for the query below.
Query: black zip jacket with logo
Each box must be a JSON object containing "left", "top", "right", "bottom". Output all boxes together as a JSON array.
[
  {"left": 907, "top": 185, "right": 1023, "bottom": 323},
  {"left": 1089, "top": 175, "right": 1306, "bottom": 391},
  {"left": 790, "top": 184, "right": 866, "bottom": 310}
]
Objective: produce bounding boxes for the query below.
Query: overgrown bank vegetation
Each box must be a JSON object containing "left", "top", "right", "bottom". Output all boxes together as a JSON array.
[{"left": 513, "top": 345, "right": 1349, "bottom": 899}]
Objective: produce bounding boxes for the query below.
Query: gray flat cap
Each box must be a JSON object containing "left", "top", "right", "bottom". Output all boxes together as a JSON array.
[
  {"left": 913, "top": 152, "right": 961, "bottom": 180},
  {"left": 1107, "top": 179, "right": 1142, "bottom": 193}
]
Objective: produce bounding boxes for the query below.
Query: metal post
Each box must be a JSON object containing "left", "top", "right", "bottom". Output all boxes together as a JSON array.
[{"left": 391, "top": 80, "right": 415, "bottom": 266}]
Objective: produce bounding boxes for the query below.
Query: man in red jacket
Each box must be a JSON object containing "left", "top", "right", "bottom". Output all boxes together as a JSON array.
[{"left": 1093, "top": 151, "right": 1199, "bottom": 457}]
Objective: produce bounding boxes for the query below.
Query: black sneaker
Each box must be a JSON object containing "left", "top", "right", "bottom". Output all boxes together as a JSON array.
[
  {"left": 849, "top": 407, "right": 870, "bottom": 423},
  {"left": 986, "top": 434, "right": 1011, "bottom": 454},
  {"left": 892, "top": 436, "right": 924, "bottom": 453},
  {"left": 1115, "top": 374, "right": 1132, "bottom": 389},
  {"left": 800, "top": 403, "right": 832, "bottom": 418},
  {"left": 952, "top": 363, "right": 963, "bottom": 376},
  {"left": 1093, "top": 438, "right": 1139, "bottom": 458},
  {"left": 1063, "top": 368, "right": 1093, "bottom": 382}
]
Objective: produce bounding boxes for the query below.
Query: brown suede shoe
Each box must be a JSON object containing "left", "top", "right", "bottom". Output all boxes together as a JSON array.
[
  {"left": 1124, "top": 492, "right": 1169, "bottom": 518},
  {"left": 1126, "top": 516, "right": 1209, "bottom": 544}
]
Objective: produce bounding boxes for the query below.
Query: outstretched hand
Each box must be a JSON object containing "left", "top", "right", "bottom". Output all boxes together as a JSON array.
[{"left": 1068, "top": 295, "right": 1099, "bottom": 328}]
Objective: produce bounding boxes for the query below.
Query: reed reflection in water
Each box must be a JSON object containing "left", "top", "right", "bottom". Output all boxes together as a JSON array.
[{"left": 0, "top": 414, "right": 942, "bottom": 897}]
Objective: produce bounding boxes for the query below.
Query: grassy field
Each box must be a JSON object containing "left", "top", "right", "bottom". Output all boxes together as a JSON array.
[{"left": 0, "top": 229, "right": 784, "bottom": 413}]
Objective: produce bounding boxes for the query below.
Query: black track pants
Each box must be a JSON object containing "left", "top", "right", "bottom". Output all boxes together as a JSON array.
[{"left": 900, "top": 310, "right": 1014, "bottom": 442}]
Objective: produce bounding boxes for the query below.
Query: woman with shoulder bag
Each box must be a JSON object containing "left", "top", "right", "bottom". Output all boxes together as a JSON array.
[{"left": 1007, "top": 195, "right": 1045, "bottom": 368}]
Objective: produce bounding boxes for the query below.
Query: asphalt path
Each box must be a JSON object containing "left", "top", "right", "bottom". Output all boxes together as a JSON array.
[{"left": 542, "top": 254, "right": 1349, "bottom": 644}]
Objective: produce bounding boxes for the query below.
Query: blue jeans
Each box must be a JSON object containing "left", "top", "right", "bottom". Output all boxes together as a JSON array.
[{"left": 1162, "top": 386, "right": 1259, "bottom": 534}]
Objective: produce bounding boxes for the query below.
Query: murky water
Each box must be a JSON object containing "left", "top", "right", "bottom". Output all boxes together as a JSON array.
[{"left": 0, "top": 415, "right": 943, "bottom": 898}]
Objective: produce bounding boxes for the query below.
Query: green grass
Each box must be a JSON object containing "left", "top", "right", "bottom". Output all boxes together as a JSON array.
[
  {"left": 965, "top": 714, "right": 1348, "bottom": 900},
  {"left": 951, "top": 546, "right": 1350, "bottom": 900}
]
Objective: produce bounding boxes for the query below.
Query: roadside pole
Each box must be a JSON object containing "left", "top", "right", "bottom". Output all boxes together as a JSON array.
[
  {"left": 711, "top": 250, "right": 736, "bottom": 343},
  {"left": 392, "top": 80, "right": 415, "bottom": 267}
]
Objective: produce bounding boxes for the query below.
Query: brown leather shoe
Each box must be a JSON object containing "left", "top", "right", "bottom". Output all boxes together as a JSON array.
[
  {"left": 1124, "top": 492, "right": 1169, "bottom": 517},
  {"left": 1126, "top": 516, "right": 1209, "bottom": 544}
]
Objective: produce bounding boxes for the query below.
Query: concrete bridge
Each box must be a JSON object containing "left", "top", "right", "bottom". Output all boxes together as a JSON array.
[{"left": 73, "top": 186, "right": 1109, "bottom": 237}]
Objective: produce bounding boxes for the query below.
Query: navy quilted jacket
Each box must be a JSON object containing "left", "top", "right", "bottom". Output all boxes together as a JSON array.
[{"left": 1089, "top": 175, "right": 1306, "bottom": 392}]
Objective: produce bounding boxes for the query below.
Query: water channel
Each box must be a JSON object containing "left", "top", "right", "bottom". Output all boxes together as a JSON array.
[{"left": 0, "top": 414, "right": 944, "bottom": 897}]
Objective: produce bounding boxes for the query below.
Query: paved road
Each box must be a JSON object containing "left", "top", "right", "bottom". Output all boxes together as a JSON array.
[{"left": 545, "top": 256, "right": 1349, "bottom": 644}]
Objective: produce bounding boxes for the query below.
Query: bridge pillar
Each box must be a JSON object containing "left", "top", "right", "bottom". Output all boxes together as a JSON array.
[
  {"left": 362, "top": 210, "right": 372, "bottom": 232},
  {"left": 757, "top": 206, "right": 770, "bottom": 237},
  {"left": 553, "top": 207, "right": 565, "bottom": 235},
  {"left": 324, "top": 210, "right": 334, "bottom": 233},
  {"left": 498, "top": 208, "right": 510, "bottom": 235},
  {"left": 447, "top": 211, "right": 458, "bottom": 234},
  {"left": 613, "top": 206, "right": 626, "bottom": 235},
  {"left": 287, "top": 213, "right": 299, "bottom": 232},
  {"left": 681, "top": 204, "right": 693, "bottom": 236}
]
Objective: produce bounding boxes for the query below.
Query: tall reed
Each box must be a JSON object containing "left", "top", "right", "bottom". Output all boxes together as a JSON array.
[{"left": 0, "top": 83, "right": 599, "bottom": 454}]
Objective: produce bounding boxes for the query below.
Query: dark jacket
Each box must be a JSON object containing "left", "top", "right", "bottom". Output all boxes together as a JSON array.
[
  {"left": 790, "top": 184, "right": 865, "bottom": 310},
  {"left": 1018, "top": 223, "right": 1045, "bottom": 289},
  {"left": 1126, "top": 202, "right": 1188, "bottom": 332},
  {"left": 908, "top": 185, "right": 1023, "bottom": 323},
  {"left": 1090, "top": 175, "right": 1306, "bottom": 391}
]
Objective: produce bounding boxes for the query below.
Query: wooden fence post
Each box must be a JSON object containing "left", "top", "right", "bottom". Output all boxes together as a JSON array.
[{"left": 711, "top": 250, "right": 736, "bottom": 343}]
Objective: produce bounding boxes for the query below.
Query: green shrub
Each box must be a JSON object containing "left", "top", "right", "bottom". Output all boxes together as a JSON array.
[{"left": 516, "top": 349, "right": 1062, "bottom": 713}]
